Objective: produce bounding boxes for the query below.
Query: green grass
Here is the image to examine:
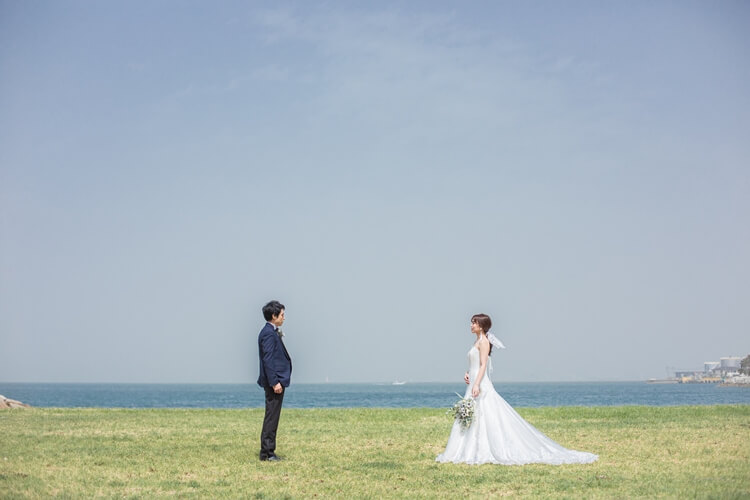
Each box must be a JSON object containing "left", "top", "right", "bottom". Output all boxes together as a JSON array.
[{"left": 1, "top": 405, "right": 748, "bottom": 498}]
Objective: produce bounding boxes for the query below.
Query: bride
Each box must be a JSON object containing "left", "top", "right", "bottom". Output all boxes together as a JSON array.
[{"left": 436, "top": 314, "right": 598, "bottom": 465}]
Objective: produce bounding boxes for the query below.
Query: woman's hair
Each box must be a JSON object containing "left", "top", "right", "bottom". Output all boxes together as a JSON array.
[
  {"left": 471, "top": 313, "right": 493, "bottom": 355},
  {"left": 263, "top": 300, "right": 285, "bottom": 321}
]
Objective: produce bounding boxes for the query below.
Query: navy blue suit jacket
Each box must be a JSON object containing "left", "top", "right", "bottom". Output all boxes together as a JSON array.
[{"left": 257, "top": 323, "right": 292, "bottom": 388}]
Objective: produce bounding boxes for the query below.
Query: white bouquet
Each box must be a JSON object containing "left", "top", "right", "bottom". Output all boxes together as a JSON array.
[{"left": 447, "top": 393, "right": 475, "bottom": 430}]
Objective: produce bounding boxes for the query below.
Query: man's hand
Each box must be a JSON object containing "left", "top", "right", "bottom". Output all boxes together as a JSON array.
[
  {"left": 273, "top": 383, "right": 283, "bottom": 394},
  {"left": 464, "top": 372, "right": 470, "bottom": 385}
]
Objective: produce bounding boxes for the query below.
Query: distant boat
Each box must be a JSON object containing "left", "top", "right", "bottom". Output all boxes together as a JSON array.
[{"left": 392, "top": 380, "right": 406, "bottom": 385}]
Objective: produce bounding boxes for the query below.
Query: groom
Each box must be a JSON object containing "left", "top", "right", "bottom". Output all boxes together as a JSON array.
[{"left": 257, "top": 300, "right": 292, "bottom": 462}]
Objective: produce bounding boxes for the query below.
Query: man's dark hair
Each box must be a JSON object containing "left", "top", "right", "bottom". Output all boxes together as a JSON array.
[{"left": 262, "top": 300, "right": 285, "bottom": 321}]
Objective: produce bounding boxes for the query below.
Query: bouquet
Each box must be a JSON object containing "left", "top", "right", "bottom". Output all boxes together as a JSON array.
[{"left": 447, "top": 392, "right": 475, "bottom": 430}]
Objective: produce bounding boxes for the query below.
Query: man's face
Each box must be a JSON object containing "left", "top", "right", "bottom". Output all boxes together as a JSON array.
[{"left": 271, "top": 309, "right": 285, "bottom": 327}]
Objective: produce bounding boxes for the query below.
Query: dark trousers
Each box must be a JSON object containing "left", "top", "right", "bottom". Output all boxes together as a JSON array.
[{"left": 260, "top": 385, "right": 284, "bottom": 459}]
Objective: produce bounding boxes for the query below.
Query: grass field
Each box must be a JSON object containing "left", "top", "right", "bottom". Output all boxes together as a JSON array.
[{"left": 1, "top": 405, "right": 748, "bottom": 498}]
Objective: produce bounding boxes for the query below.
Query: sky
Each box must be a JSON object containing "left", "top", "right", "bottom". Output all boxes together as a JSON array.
[{"left": 1, "top": 1, "right": 748, "bottom": 384}]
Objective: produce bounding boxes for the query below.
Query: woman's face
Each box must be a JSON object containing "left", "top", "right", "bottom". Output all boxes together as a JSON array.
[{"left": 470, "top": 319, "right": 482, "bottom": 335}]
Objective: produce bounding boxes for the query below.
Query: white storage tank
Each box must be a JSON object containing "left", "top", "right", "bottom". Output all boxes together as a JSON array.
[{"left": 720, "top": 357, "right": 742, "bottom": 369}]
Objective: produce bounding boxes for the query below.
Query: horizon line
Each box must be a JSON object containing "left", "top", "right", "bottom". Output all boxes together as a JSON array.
[{"left": 1, "top": 379, "right": 649, "bottom": 385}]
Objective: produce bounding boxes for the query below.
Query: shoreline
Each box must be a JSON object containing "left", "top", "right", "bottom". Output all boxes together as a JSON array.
[{"left": 4, "top": 403, "right": 749, "bottom": 411}]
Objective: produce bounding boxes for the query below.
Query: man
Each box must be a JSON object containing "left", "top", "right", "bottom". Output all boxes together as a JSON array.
[{"left": 257, "top": 300, "right": 292, "bottom": 462}]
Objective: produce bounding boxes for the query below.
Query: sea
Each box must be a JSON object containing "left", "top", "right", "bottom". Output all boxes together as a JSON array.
[{"left": 1, "top": 382, "right": 749, "bottom": 409}]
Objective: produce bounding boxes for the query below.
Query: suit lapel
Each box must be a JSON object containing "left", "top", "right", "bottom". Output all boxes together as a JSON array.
[{"left": 268, "top": 323, "right": 290, "bottom": 361}]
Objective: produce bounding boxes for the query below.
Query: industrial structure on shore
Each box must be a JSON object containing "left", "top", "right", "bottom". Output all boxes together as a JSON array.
[{"left": 648, "top": 355, "right": 749, "bottom": 384}]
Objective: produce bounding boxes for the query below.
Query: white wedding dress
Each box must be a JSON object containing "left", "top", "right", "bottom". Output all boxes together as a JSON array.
[{"left": 436, "top": 346, "right": 598, "bottom": 465}]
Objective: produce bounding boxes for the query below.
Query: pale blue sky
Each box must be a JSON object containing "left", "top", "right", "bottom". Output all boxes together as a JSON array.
[{"left": 1, "top": 1, "right": 748, "bottom": 383}]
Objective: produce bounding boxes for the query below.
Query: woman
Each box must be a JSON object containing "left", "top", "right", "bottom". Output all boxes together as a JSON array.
[{"left": 436, "top": 314, "right": 598, "bottom": 465}]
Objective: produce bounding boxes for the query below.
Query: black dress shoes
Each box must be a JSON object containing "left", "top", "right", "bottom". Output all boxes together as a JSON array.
[{"left": 260, "top": 455, "right": 282, "bottom": 462}]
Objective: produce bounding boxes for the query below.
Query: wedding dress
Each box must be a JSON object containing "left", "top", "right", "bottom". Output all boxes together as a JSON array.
[{"left": 436, "top": 346, "right": 598, "bottom": 465}]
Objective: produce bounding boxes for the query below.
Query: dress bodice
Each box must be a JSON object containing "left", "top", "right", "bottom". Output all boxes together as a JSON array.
[
  {"left": 467, "top": 346, "right": 493, "bottom": 394},
  {"left": 468, "top": 346, "right": 479, "bottom": 372}
]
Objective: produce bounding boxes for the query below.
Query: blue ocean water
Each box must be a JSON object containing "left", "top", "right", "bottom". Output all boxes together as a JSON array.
[{"left": 1, "top": 382, "right": 749, "bottom": 409}]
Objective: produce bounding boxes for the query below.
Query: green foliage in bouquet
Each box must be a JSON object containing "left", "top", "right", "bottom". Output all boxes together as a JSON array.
[{"left": 447, "top": 392, "right": 476, "bottom": 430}]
